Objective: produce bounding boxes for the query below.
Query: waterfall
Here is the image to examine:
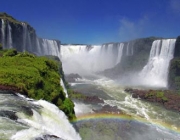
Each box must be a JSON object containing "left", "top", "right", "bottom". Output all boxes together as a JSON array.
[
  {"left": 60, "top": 79, "right": 68, "bottom": 97},
  {"left": 7, "top": 22, "right": 13, "bottom": 48},
  {"left": 126, "top": 43, "right": 129, "bottom": 56},
  {"left": 60, "top": 43, "right": 126, "bottom": 74},
  {"left": 22, "top": 23, "right": 27, "bottom": 51},
  {"left": 1, "top": 19, "right": 5, "bottom": 47},
  {"left": 11, "top": 100, "right": 81, "bottom": 140},
  {"left": 0, "top": 92, "right": 81, "bottom": 140},
  {"left": 140, "top": 39, "right": 176, "bottom": 87},
  {"left": 126, "top": 42, "right": 133, "bottom": 56},
  {"left": 41, "top": 39, "right": 61, "bottom": 59},
  {"left": 116, "top": 43, "right": 124, "bottom": 65}
]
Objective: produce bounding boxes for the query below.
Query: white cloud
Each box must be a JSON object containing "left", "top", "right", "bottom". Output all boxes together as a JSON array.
[{"left": 119, "top": 17, "right": 149, "bottom": 41}]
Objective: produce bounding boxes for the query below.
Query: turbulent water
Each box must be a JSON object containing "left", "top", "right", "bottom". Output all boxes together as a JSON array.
[
  {"left": 72, "top": 78, "right": 180, "bottom": 140},
  {"left": 61, "top": 39, "right": 180, "bottom": 140},
  {"left": 1, "top": 19, "right": 179, "bottom": 139},
  {"left": 60, "top": 43, "right": 127, "bottom": 75},
  {"left": 0, "top": 91, "right": 81, "bottom": 140},
  {"left": 140, "top": 39, "right": 176, "bottom": 87}
]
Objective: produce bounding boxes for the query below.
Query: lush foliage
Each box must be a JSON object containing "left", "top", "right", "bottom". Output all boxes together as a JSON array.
[
  {"left": 0, "top": 49, "right": 75, "bottom": 120},
  {"left": 168, "top": 58, "right": 180, "bottom": 91},
  {"left": 145, "top": 91, "right": 168, "bottom": 102},
  {"left": 0, "top": 12, "right": 22, "bottom": 24}
]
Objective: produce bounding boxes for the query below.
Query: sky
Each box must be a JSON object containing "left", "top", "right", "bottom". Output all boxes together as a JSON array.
[{"left": 0, "top": 0, "right": 180, "bottom": 44}]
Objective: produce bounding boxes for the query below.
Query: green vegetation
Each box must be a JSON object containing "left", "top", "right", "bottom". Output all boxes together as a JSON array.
[
  {"left": 168, "top": 58, "right": 180, "bottom": 91},
  {"left": 68, "top": 89, "right": 86, "bottom": 100},
  {"left": 0, "top": 12, "right": 21, "bottom": 24},
  {"left": 145, "top": 90, "right": 168, "bottom": 102},
  {"left": 0, "top": 48, "right": 75, "bottom": 120},
  {"left": 0, "top": 44, "right": 2, "bottom": 50}
]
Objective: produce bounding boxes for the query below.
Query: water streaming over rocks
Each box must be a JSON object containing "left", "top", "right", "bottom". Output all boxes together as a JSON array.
[{"left": 0, "top": 91, "right": 81, "bottom": 140}]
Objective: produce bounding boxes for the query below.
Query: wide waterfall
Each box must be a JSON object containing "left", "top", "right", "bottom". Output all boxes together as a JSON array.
[
  {"left": 0, "top": 91, "right": 81, "bottom": 140},
  {"left": 140, "top": 39, "right": 176, "bottom": 87},
  {"left": 61, "top": 43, "right": 125, "bottom": 75}
]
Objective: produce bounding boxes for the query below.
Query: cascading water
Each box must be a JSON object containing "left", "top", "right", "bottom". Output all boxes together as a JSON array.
[
  {"left": 61, "top": 43, "right": 125, "bottom": 75},
  {"left": 60, "top": 79, "right": 68, "bottom": 97},
  {"left": 41, "top": 39, "right": 61, "bottom": 59},
  {"left": 1, "top": 19, "right": 5, "bottom": 47},
  {"left": 140, "top": 39, "right": 176, "bottom": 87},
  {"left": 0, "top": 91, "right": 81, "bottom": 140},
  {"left": 126, "top": 41, "right": 134, "bottom": 56},
  {"left": 22, "top": 22, "right": 27, "bottom": 51},
  {"left": 22, "top": 22, "right": 32, "bottom": 52},
  {"left": 7, "top": 22, "right": 13, "bottom": 48},
  {"left": 60, "top": 44, "right": 100, "bottom": 74},
  {"left": 116, "top": 43, "right": 124, "bottom": 65}
]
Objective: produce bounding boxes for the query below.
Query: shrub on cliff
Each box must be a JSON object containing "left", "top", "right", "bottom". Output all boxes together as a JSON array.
[
  {"left": 168, "top": 58, "right": 180, "bottom": 91},
  {"left": 0, "top": 44, "right": 2, "bottom": 50},
  {"left": 0, "top": 48, "right": 75, "bottom": 120},
  {"left": 3, "top": 48, "right": 18, "bottom": 56}
]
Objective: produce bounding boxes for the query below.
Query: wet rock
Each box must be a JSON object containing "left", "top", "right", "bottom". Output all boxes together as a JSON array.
[
  {"left": 35, "top": 135, "right": 64, "bottom": 140},
  {"left": 21, "top": 106, "right": 33, "bottom": 116},
  {"left": 83, "top": 95, "right": 104, "bottom": 104},
  {"left": 0, "top": 110, "right": 18, "bottom": 120},
  {"left": 93, "top": 104, "right": 122, "bottom": 114},
  {"left": 125, "top": 88, "right": 180, "bottom": 112},
  {"left": 65, "top": 73, "right": 82, "bottom": 82}
]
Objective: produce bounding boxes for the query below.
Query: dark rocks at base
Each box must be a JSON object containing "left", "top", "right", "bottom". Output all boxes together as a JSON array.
[
  {"left": 0, "top": 85, "right": 21, "bottom": 94},
  {"left": 93, "top": 104, "right": 122, "bottom": 114},
  {"left": 83, "top": 96, "right": 104, "bottom": 104},
  {"left": 125, "top": 88, "right": 180, "bottom": 112},
  {"left": 65, "top": 73, "right": 82, "bottom": 83},
  {"left": 0, "top": 84, "right": 28, "bottom": 96},
  {"left": 35, "top": 135, "right": 64, "bottom": 140},
  {"left": 21, "top": 106, "right": 34, "bottom": 116},
  {"left": 0, "top": 110, "right": 18, "bottom": 120}
]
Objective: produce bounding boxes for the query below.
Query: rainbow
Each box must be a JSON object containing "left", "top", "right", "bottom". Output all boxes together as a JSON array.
[{"left": 72, "top": 113, "right": 180, "bottom": 135}]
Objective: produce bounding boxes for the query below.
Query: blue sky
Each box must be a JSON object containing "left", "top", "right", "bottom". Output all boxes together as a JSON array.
[{"left": 0, "top": 0, "right": 180, "bottom": 44}]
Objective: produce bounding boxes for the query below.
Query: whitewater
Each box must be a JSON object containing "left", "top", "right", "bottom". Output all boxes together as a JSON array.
[
  {"left": 0, "top": 91, "right": 81, "bottom": 140},
  {"left": 61, "top": 40, "right": 180, "bottom": 140},
  {"left": 1, "top": 20, "right": 180, "bottom": 139}
]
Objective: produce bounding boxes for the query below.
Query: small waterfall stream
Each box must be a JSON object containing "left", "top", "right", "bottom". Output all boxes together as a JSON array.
[
  {"left": 7, "top": 22, "right": 13, "bottom": 48},
  {"left": 1, "top": 19, "right": 5, "bottom": 47}
]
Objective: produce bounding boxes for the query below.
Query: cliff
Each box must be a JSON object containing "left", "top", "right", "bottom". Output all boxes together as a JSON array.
[
  {"left": 0, "top": 48, "right": 75, "bottom": 120},
  {"left": 168, "top": 36, "right": 180, "bottom": 90},
  {"left": 0, "top": 13, "right": 76, "bottom": 120},
  {"left": 0, "top": 12, "right": 61, "bottom": 57}
]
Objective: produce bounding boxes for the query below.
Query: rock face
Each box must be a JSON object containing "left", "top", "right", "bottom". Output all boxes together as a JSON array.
[
  {"left": 168, "top": 36, "right": 180, "bottom": 90},
  {"left": 174, "top": 36, "right": 180, "bottom": 58},
  {"left": 65, "top": 73, "right": 82, "bottom": 83},
  {"left": 0, "top": 13, "right": 61, "bottom": 57},
  {"left": 125, "top": 88, "right": 180, "bottom": 112},
  {"left": 168, "top": 58, "right": 180, "bottom": 90}
]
